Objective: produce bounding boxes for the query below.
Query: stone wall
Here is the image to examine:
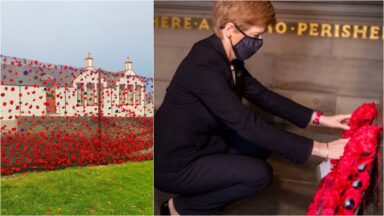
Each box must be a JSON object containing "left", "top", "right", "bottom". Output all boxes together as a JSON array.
[{"left": 154, "top": 1, "right": 383, "bottom": 116}]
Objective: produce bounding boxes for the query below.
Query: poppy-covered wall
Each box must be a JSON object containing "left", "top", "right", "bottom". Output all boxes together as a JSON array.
[{"left": 0, "top": 56, "right": 154, "bottom": 175}]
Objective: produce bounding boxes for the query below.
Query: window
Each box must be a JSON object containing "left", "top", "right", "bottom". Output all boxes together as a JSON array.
[
  {"left": 135, "top": 85, "right": 142, "bottom": 105},
  {"left": 76, "top": 83, "right": 84, "bottom": 105},
  {"left": 127, "top": 84, "right": 134, "bottom": 105},
  {"left": 46, "top": 87, "right": 56, "bottom": 114},
  {"left": 119, "top": 84, "right": 126, "bottom": 105},
  {"left": 87, "top": 82, "right": 95, "bottom": 106}
]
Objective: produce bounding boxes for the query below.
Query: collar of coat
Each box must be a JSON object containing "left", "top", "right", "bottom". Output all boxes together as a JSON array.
[{"left": 208, "top": 33, "right": 245, "bottom": 71}]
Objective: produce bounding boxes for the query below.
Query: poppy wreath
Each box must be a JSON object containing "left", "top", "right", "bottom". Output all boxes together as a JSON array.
[{"left": 307, "top": 103, "right": 382, "bottom": 215}]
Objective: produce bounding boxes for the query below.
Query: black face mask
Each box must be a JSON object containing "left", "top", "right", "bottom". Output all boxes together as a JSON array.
[{"left": 230, "top": 24, "right": 263, "bottom": 61}]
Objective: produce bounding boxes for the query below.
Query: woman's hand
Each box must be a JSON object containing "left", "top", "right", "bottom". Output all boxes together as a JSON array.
[
  {"left": 311, "top": 111, "right": 352, "bottom": 130},
  {"left": 327, "top": 138, "right": 350, "bottom": 159},
  {"left": 312, "top": 138, "right": 350, "bottom": 159},
  {"left": 320, "top": 114, "right": 351, "bottom": 130}
]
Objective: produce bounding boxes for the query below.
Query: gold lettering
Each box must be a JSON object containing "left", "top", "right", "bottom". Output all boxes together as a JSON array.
[
  {"left": 353, "top": 25, "right": 368, "bottom": 39},
  {"left": 297, "top": 22, "right": 308, "bottom": 36},
  {"left": 309, "top": 23, "right": 319, "bottom": 37},
  {"left": 334, "top": 24, "right": 340, "bottom": 38},
  {"left": 154, "top": 16, "right": 159, "bottom": 28},
  {"left": 341, "top": 25, "right": 351, "bottom": 38},
  {"left": 155, "top": 16, "right": 383, "bottom": 41},
  {"left": 198, "top": 18, "right": 210, "bottom": 30},
  {"left": 275, "top": 22, "right": 287, "bottom": 34},
  {"left": 381, "top": 26, "right": 384, "bottom": 40},
  {"left": 184, "top": 17, "right": 192, "bottom": 30},
  {"left": 171, "top": 16, "right": 181, "bottom": 29},
  {"left": 161, "top": 16, "right": 169, "bottom": 29},
  {"left": 369, "top": 26, "right": 380, "bottom": 40},
  {"left": 321, "top": 24, "right": 332, "bottom": 37}
]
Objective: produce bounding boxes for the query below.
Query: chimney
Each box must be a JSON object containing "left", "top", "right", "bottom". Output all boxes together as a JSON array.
[
  {"left": 85, "top": 52, "right": 93, "bottom": 69},
  {"left": 125, "top": 57, "right": 132, "bottom": 70}
]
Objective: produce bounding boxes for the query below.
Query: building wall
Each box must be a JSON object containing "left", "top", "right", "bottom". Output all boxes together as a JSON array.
[
  {"left": 115, "top": 73, "right": 146, "bottom": 117},
  {"left": 0, "top": 85, "right": 46, "bottom": 119},
  {"left": 71, "top": 68, "right": 108, "bottom": 117},
  {"left": 0, "top": 69, "right": 149, "bottom": 125}
]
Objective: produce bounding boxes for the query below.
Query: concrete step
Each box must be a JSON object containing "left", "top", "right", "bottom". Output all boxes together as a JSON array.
[{"left": 222, "top": 178, "right": 317, "bottom": 215}]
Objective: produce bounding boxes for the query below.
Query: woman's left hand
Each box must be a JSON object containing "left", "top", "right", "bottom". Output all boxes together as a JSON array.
[{"left": 320, "top": 114, "right": 352, "bottom": 130}]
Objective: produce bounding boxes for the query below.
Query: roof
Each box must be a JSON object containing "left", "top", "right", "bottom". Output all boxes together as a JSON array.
[{"left": 0, "top": 55, "right": 151, "bottom": 88}]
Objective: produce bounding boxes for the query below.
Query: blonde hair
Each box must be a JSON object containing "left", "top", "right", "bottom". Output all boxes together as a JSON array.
[{"left": 212, "top": 0, "right": 276, "bottom": 38}]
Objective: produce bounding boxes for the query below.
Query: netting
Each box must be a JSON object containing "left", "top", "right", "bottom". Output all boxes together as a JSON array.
[{"left": 0, "top": 55, "right": 154, "bottom": 175}]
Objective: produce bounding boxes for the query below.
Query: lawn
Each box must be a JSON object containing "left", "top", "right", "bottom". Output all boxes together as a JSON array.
[{"left": 1, "top": 160, "right": 153, "bottom": 215}]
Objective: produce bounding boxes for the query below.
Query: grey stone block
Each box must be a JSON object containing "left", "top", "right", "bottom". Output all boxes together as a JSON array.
[
  {"left": 245, "top": 53, "right": 276, "bottom": 88},
  {"left": 155, "top": 28, "right": 211, "bottom": 48},
  {"left": 272, "top": 55, "right": 382, "bottom": 98},
  {"left": 332, "top": 37, "right": 383, "bottom": 60},
  {"left": 155, "top": 46, "right": 188, "bottom": 80},
  {"left": 272, "top": 89, "right": 337, "bottom": 114},
  {"left": 261, "top": 32, "right": 334, "bottom": 57},
  {"left": 154, "top": 80, "right": 170, "bottom": 108},
  {"left": 335, "top": 95, "right": 380, "bottom": 114}
]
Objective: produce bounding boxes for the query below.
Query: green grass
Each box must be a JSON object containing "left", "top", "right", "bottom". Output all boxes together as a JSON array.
[{"left": 1, "top": 160, "right": 153, "bottom": 215}]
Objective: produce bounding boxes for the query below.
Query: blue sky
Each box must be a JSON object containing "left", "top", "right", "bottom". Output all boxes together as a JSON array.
[{"left": 1, "top": 0, "right": 153, "bottom": 77}]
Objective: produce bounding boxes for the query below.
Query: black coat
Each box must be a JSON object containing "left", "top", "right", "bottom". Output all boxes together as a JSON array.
[{"left": 155, "top": 34, "right": 315, "bottom": 173}]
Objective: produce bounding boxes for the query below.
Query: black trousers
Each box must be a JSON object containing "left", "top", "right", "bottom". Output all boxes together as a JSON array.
[{"left": 155, "top": 130, "right": 273, "bottom": 215}]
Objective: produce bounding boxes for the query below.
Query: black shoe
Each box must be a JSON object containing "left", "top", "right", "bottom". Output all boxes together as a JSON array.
[{"left": 160, "top": 199, "right": 170, "bottom": 215}]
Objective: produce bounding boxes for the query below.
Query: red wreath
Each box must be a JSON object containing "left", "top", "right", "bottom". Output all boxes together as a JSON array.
[{"left": 307, "top": 103, "right": 382, "bottom": 215}]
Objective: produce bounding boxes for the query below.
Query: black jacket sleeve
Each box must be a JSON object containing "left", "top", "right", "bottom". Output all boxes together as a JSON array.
[
  {"left": 232, "top": 60, "right": 315, "bottom": 129},
  {"left": 188, "top": 60, "right": 314, "bottom": 164},
  {"left": 242, "top": 69, "right": 314, "bottom": 128}
]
